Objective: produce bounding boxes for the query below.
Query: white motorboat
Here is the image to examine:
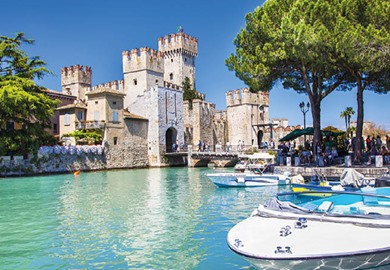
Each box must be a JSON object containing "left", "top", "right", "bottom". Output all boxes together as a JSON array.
[
  {"left": 227, "top": 188, "right": 390, "bottom": 269},
  {"left": 206, "top": 171, "right": 291, "bottom": 187},
  {"left": 234, "top": 152, "right": 275, "bottom": 172}
]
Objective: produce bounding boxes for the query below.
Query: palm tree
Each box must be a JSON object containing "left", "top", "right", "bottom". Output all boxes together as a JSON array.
[{"left": 340, "top": 107, "right": 355, "bottom": 131}]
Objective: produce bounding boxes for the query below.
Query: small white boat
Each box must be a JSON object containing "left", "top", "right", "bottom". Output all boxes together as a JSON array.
[
  {"left": 234, "top": 153, "right": 275, "bottom": 172},
  {"left": 206, "top": 171, "right": 291, "bottom": 187},
  {"left": 227, "top": 188, "right": 390, "bottom": 269}
]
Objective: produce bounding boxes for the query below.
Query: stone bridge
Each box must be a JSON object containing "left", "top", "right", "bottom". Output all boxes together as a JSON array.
[{"left": 165, "top": 145, "right": 240, "bottom": 167}]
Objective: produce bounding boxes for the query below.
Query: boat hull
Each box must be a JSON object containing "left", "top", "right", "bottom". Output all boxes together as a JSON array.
[
  {"left": 206, "top": 173, "right": 290, "bottom": 187},
  {"left": 227, "top": 216, "right": 390, "bottom": 270},
  {"left": 291, "top": 183, "right": 360, "bottom": 193}
]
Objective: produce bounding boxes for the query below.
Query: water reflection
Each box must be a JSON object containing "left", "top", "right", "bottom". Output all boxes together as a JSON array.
[{"left": 0, "top": 168, "right": 288, "bottom": 269}]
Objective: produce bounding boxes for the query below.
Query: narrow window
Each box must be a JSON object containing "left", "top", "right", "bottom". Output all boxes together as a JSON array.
[
  {"left": 53, "top": 123, "right": 58, "bottom": 134},
  {"left": 64, "top": 114, "right": 70, "bottom": 126},
  {"left": 174, "top": 93, "right": 177, "bottom": 117},
  {"left": 171, "top": 59, "right": 173, "bottom": 62},
  {"left": 94, "top": 111, "right": 100, "bottom": 121},
  {"left": 169, "top": 73, "right": 173, "bottom": 80},
  {"left": 77, "top": 111, "right": 83, "bottom": 121},
  {"left": 114, "top": 137, "right": 118, "bottom": 145},
  {"left": 95, "top": 101, "right": 98, "bottom": 104},
  {"left": 133, "top": 79, "right": 137, "bottom": 85},
  {"left": 165, "top": 92, "right": 168, "bottom": 124},
  {"left": 113, "top": 101, "right": 117, "bottom": 105},
  {"left": 112, "top": 111, "right": 118, "bottom": 122}
]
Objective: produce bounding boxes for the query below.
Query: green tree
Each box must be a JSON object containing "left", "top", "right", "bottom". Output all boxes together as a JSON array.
[
  {"left": 340, "top": 107, "right": 355, "bottom": 132},
  {"left": 226, "top": 0, "right": 390, "bottom": 162},
  {"left": 0, "top": 33, "right": 59, "bottom": 156},
  {"left": 226, "top": 0, "right": 349, "bottom": 158},
  {"left": 182, "top": 76, "right": 201, "bottom": 109},
  {"left": 332, "top": 0, "right": 390, "bottom": 162}
]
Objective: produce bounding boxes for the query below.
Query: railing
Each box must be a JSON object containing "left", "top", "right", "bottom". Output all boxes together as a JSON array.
[{"left": 166, "top": 144, "right": 276, "bottom": 154}]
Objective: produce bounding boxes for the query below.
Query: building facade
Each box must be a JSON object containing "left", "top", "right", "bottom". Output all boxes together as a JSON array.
[{"left": 53, "top": 30, "right": 283, "bottom": 168}]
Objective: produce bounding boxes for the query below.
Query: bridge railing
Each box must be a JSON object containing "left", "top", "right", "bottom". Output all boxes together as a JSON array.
[{"left": 168, "top": 144, "right": 276, "bottom": 154}]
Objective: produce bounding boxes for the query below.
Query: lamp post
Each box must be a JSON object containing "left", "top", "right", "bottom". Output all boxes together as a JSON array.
[{"left": 299, "top": 101, "right": 310, "bottom": 146}]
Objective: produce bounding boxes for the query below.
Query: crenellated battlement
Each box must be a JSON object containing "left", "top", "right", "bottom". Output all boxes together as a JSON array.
[
  {"left": 122, "top": 47, "right": 164, "bottom": 74},
  {"left": 91, "top": 80, "right": 124, "bottom": 92},
  {"left": 61, "top": 65, "right": 92, "bottom": 86},
  {"left": 158, "top": 32, "right": 198, "bottom": 56},
  {"left": 225, "top": 88, "right": 270, "bottom": 107}
]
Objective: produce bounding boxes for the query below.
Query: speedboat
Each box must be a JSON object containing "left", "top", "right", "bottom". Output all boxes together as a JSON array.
[
  {"left": 227, "top": 188, "right": 390, "bottom": 269},
  {"left": 234, "top": 152, "right": 275, "bottom": 172},
  {"left": 291, "top": 168, "right": 375, "bottom": 194},
  {"left": 206, "top": 170, "right": 291, "bottom": 187}
]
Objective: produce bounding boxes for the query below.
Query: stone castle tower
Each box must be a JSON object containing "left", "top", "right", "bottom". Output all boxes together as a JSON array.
[
  {"left": 122, "top": 48, "right": 164, "bottom": 112},
  {"left": 61, "top": 65, "right": 92, "bottom": 101},
  {"left": 158, "top": 32, "right": 198, "bottom": 88},
  {"left": 225, "top": 88, "right": 270, "bottom": 147},
  {"left": 120, "top": 32, "right": 197, "bottom": 166}
]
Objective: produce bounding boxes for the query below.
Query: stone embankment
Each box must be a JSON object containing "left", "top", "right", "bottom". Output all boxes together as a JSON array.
[
  {"left": 0, "top": 144, "right": 148, "bottom": 177},
  {"left": 275, "top": 165, "right": 388, "bottom": 179}
]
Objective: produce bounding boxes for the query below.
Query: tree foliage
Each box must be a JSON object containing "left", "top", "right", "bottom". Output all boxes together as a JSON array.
[
  {"left": 182, "top": 77, "right": 202, "bottom": 109},
  {"left": 62, "top": 129, "right": 103, "bottom": 144},
  {"left": 331, "top": 0, "right": 390, "bottom": 161},
  {"left": 226, "top": 0, "right": 390, "bottom": 161},
  {"left": 0, "top": 33, "right": 59, "bottom": 155},
  {"left": 340, "top": 107, "right": 355, "bottom": 132}
]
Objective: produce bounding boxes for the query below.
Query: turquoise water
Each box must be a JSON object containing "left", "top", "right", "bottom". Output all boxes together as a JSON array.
[{"left": 0, "top": 167, "right": 289, "bottom": 269}]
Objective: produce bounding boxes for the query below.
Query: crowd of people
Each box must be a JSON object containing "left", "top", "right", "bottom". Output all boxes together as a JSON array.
[
  {"left": 179, "top": 135, "right": 390, "bottom": 166},
  {"left": 276, "top": 134, "right": 390, "bottom": 166}
]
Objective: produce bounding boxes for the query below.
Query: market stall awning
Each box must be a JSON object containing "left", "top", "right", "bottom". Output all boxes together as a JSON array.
[{"left": 279, "top": 127, "right": 344, "bottom": 142}]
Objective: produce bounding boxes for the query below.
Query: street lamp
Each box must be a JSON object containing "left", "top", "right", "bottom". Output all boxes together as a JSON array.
[{"left": 299, "top": 101, "right": 310, "bottom": 146}]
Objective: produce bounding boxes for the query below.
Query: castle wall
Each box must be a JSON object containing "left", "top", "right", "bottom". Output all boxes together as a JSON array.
[
  {"left": 127, "top": 85, "right": 184, "bottom": 166},
  {"left": 213, "top": 110, "right": 227, "bottom": 145},
  {"left": 183, "top": 99, "right": 216, "bottom": 148}
]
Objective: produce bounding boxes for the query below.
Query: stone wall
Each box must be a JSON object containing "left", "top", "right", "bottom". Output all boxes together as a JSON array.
[{"left": 0, "top": 144, "right": 148, "bottom": 177}]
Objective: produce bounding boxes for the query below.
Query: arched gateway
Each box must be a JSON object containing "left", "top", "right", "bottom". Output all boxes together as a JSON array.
[{"left": 166, "top": 127, "right": 178, "bottom": 152}]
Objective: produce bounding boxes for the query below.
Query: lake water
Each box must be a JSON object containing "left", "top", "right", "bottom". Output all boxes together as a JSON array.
[{"left": 0, "top": 167, "right": 289, "bottom": 269}]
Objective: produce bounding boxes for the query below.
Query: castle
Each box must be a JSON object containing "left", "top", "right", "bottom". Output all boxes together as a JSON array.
[{"left": 54, "top": 31, "right": 289, "bottom": 167}]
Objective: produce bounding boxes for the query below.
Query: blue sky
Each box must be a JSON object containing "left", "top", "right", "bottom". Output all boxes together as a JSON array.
[{"left": 3, "top": 0, "right": 389, "bottom": 130}]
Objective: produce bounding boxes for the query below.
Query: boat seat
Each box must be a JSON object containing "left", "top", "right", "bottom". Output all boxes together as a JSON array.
[
  {"left": 362, "top": 187, "right": 378, "bottom": 205},
  {"left": 317, "top": 201, "right": 333, "bottom": 212},
  {"left": 302, "top": 202, "right": 318, "bottom": 211}
]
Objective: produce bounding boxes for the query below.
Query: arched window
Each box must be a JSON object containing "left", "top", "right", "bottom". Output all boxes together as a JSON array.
[{"left": 169, "top": 73, "right": 173, "bottom": 80}]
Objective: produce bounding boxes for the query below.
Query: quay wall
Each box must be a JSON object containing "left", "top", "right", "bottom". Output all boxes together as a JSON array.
[
  {"left": 0, "top": 144, "right": 148, "bottom": 177},
  {"left": 275, "top": 166, "right": 388, "bottom": 179}
]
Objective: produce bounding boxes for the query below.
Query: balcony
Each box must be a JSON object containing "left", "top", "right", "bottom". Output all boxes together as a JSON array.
[{"left": 75, "top": 120, "right": 106, "bottom": 130}]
